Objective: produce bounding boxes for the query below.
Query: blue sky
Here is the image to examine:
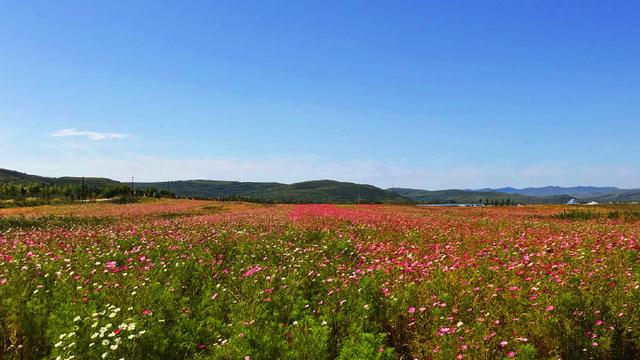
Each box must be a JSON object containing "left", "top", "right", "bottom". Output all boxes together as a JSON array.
[{"left": 1, "top": 1, "right": 639, "bottom": 189}]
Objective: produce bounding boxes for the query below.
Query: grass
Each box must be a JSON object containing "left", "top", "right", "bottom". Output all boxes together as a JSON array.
[
  {"left": 553, "top": 209, "right": 601, "bottom": 220},
  {"left": 0, "top": 215, "right": 115, "bottom": 232},
  {"left": 553, "top": 204, "right": 640, "bottom": 221}
]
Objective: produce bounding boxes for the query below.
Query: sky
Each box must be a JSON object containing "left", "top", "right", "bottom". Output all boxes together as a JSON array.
[{"left": 1, "top": 1, "right": 639, "bottom": 189}]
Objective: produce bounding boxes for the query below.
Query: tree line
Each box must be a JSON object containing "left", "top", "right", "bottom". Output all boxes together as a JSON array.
[
  {"left": 0, "top": 182, "right": 175, "bottom": 201},
  {"left": 478, "top": 198, "right": 518, "bottom": 206}
]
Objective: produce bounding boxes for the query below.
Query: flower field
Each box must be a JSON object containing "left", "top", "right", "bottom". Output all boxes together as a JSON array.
[{"left": 1, "top": 200, "right": 640, "bottom": 359}]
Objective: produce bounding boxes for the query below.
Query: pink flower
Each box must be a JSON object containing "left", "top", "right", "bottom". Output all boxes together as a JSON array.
[
  {"left": 483, "top": 332, "right": 496, "bottom": 341},
  {"left": 243, "top": 265, "right": 263, "bottom": 278},
  {"left": 197, "top": 343, "right": 206, "bottom": 349},
  {"left": 143, "top": 308, "right": 152, "bottom": 316},
  {"left": 592, "top": 342, "right": 599, "bottom": 347},
  {"left": 408, "top": 307, "right": 416, "bottom": 314},
  {"left": 507, "top": 351, "right": 516, "bottom": 358},
  {"left": 245, "top": 356, "right": 251, "bottom": 360},
  {"left": 499, "top": 340, "right": 508, "bottom": 347},
  {"left": 546, "top": 305, "right": 554, "bottom": 311},
  {"left": 595, "top": 320, "right": 603, "bottom": 326}
]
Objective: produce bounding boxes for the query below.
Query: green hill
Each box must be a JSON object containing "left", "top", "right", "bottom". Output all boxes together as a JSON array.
[
  {"left": 136, "top": 179, "right": 410, "bottom": 204},
  {"left": 133, "top": 180, "right": 284, "bottom": 199},
  {"left": 388, "top": 188, "right": 576, "bottom": 205},
  {"left": 0, "top": 168, "right": 119, "bottom": 188},
  {"left": 257, "top": 180, "right": 409, "bottom": 203}
]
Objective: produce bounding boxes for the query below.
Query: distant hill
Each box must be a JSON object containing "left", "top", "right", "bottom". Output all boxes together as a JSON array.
[
  {"left": 1, "top": 168, "right": 409, "bottom": 204},
  {"left": 0, "top": 168, "right": 119, "bottom": 188},
  {"left": 259, "top": 180, "right": 409, "bottom": 203},
  {"left": 136, "top": 179, "right": 410, "bottom": 204},
  {"left": 2, "top": 167, "right": 637, "bottom": 204},
  {"left": 133, "top": 180, "right": 284, "bottom": 199},
  {"left": 585, "top": 190, "right": 640, "bottom": 203},
  {"left": 478, "top": 186, "right": 620, "bottom": 197},
  {"left": 389, "top": 188, "right": 576, "bottom": 205}
]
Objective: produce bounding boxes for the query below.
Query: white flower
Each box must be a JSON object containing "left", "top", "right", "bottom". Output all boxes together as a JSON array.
[
  {"left": 102, "top": 352, "right": 109, "bottom": 359},
  {"left": 54, "top": 341, "right": 63, "bottom": 348},
  {"left": 110, "top": 344, "right": 118, "bottom": 350}
]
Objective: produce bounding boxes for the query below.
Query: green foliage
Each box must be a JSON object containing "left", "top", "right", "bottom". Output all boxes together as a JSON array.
[
  {"left": 554, "top": 209, "right": 601, "bottom": 220},
  {"left": 0, "top": 215, "right": 114, "bottom": 232},
  {"left": 337, "top": 332, "right": 394, "bottom": 360}
]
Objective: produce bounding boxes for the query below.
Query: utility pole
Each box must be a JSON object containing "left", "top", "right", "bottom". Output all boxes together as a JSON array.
[{"left": 81, "top": 176, "right": 85, "bottom": 202}]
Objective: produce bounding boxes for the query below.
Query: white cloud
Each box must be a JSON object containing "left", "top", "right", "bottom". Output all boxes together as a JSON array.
[{"left": 51, "top": 128, "right": 129, "bottom": 140}]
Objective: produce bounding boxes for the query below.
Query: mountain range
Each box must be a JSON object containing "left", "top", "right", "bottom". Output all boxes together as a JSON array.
[
  {"left": 475, "top": 186, "right": 621, "bottom": 197},
  {"left": 2, "top": 168, "right": 639, "bottom": 204},
  {"left": 388, "top": 188, "right": 575, "bottom": 205}
]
